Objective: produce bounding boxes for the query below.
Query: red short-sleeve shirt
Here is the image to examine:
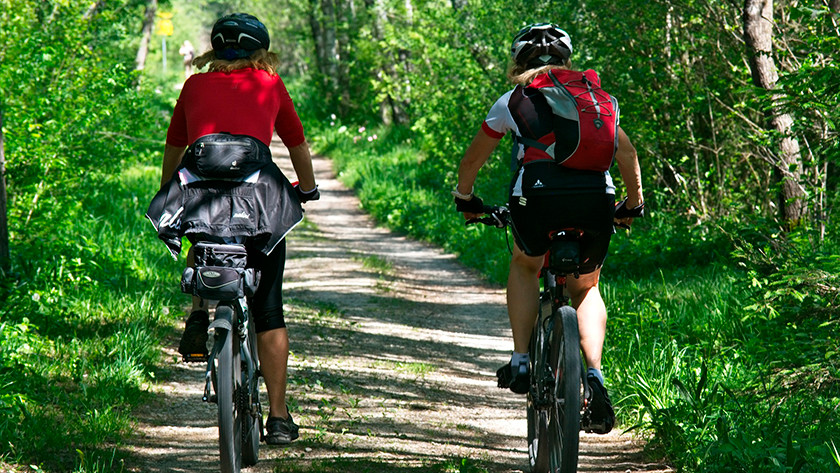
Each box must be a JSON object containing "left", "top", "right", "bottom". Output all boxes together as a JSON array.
[{"left": 165, "top": 68, "right": 305, "bottom": 148}]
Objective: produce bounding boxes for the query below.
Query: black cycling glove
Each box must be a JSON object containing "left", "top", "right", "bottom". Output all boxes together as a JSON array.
[
  {"left": 294, "top": 184, "right": 320, "bottom": 203},
  {"left": 614, "top": 198, "right": 645, "bottom": 219},
  {"left": 454, "top": 194, "right": 485, "bottom": 214}
]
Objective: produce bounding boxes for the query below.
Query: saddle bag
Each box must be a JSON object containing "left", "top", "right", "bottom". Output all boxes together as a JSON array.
[
  {"left": 548, "top": 238, "right": 580, "bottom": 276},
  {"left": 180, "top": 242, "right": 259, "bottom": 300}
]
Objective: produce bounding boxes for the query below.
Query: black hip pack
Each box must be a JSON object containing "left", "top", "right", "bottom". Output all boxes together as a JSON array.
[{"left": 182, "top": 133, "right": 272, "bottom": 179}]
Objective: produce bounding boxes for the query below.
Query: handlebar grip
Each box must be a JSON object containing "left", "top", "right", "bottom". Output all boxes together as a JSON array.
[{"left": 465, "top": 205, "right": 509, "bottom": 228}]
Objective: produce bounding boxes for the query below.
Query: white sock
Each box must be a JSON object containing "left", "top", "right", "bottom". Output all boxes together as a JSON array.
[{"left": 510, "top": 352, "right": 529, "bottom": 374}]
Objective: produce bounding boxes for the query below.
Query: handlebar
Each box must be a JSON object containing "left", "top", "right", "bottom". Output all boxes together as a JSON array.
[
  {"left": 465, "top": 206, "right": 510, "bottom": 228},
  {"left": 466, "top": 201, "right": 643, "bottom": 231}
]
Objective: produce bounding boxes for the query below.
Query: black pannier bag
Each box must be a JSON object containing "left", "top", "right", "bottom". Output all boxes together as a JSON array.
[
  {"left": 180, "top": 242, "right": 259, "bottom": 300},
  {"left": 181, "top": 133, "right": 272, "bottom": 179}
]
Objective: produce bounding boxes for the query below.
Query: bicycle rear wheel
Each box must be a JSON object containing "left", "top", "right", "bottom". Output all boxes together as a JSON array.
[
  {"left": 546, "top": 305, "right": 581, "bottom": 473},
  {"left": 241, "top": 314, "right": 261, "bottom": 467},
  {"left": 527, "top": 296, "right": 553, "bottom": 473},
  {"left": 214, "top": 304, "right": 243, "bottom": 473}
]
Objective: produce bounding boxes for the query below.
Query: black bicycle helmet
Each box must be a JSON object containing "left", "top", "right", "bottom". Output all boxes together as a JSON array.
[
  {"left": 510, "top": 23, "right": 573, "bottom": 68},
  {"left": 211, "top": 13, "right": 270, "bottom": 60}
]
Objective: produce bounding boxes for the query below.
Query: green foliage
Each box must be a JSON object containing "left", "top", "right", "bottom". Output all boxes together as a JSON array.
[
  {"left": 1, "top": 0, "right": 167, "bottom": 243},
  {"left": 1, "top": 0, "right": 839, "bottom": 471},
  {"left": 0, "top": 1, "right": 179, "bottom": 471},
  {"left": 0, "top": 163, "right": 180, "bottom": 471}
]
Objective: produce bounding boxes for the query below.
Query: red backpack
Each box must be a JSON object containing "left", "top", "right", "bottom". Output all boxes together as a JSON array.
[{"left": 510, "top": 68, "right": 619, "bottom": 172}]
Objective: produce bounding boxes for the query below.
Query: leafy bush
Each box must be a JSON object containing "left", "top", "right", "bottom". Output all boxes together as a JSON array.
[{"left": 0, "top": 2, "right": 180, "bottom": 470}]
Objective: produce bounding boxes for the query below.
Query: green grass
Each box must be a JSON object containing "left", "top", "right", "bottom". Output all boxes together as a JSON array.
[
  {"left": 0, "top": 162, "right": 182, "bottom": 472},
  {"left": 357, "top": 254, "right": 394, "bottom": 274},
  {"left": 372, "top": 360, "right": 437, "bottom": 378}
]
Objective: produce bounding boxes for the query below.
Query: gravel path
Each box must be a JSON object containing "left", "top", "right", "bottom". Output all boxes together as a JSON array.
[{"left": 126, "top": 142, "right": 673, "bottom": 473}]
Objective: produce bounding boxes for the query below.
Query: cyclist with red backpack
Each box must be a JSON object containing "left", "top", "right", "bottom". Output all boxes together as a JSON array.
[{"left": 453, "top": 23, "right": 644, "bottom": 434}]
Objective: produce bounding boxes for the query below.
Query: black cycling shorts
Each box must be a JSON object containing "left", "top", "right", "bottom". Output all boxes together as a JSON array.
[
  {"left": 509, "top": 191, "right": 615, "bottom": 275},
  {"left": 246, "top": 238, "right": 287, "bottom": 333}
]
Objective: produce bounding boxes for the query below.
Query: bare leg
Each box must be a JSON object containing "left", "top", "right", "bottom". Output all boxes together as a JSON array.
[
  {"left": 566, "top": 269, "right": 606, "bottom": 370},
  {"left": 257, "top": 327, "right": 290, "bottom": 419},
  {"left": 506, "top": 244, "right": 544, "bottom": 353},
  {"left": 185, "top": 246, "right": 206, "bottom": 313}
]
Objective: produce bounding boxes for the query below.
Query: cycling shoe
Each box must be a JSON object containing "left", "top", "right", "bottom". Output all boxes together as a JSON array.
[
  {"left": 178, "top": 310, "right": 209, "bottom": 362},
  {"left": 496, "top": 360, "right": 530, "bottom": 394}
]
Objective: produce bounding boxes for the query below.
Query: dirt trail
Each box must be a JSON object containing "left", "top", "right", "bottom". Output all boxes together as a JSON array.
[{"left": 127, "top": 142, "right": 673, "bottom": 473}]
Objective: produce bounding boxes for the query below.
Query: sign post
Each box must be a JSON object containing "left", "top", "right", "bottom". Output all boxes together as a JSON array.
[{"left": 156, "top": 12, "right": 174, "bottom": 75}]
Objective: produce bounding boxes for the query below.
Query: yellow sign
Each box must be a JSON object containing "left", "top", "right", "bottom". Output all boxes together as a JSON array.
[{"left": 156, "top": 12, "right": 174, "bottom": 36}]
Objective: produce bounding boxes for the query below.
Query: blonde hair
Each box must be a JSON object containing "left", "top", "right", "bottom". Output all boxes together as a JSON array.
[
  {"left": 193, "top": 49, "right": 281, "bottom": 76},
  {"left": 507, "top": 61, "right": 572, "bottom": 86}
]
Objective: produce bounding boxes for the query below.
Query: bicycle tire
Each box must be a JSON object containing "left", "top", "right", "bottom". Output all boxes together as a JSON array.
[
  {"left": 546, "top": 305, "right": 581, "bottom": 473},
  {"left": 527, "top": 295, "right": 553, "bottom": 473},
  {"left": 215, "top": 304, "right": 242, "bottom": 473},
  {"left": 241, "top": 313, "right": 261, "bottom": 467}
]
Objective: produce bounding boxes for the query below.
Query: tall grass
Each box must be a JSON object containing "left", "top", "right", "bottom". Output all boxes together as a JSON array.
[{"left": 0, "top": 162, "right": 182, "bottom": 471}]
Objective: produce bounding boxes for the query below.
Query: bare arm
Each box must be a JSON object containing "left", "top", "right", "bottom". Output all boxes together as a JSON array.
[
  {"left": 615, "top": 127, "right": 643, "bottom": 206},
  {"left": 160, "top": 144, "right": 188, "bottom": 189},
  {"left": 288, "top": 140, "right": 317, "bottom": 192},
  {"left": 614, "top": 126, "right": 644, "bottom": 225},
  {"left": 453, "top": 129, "right": 502, "bottom": 219},
  {"left": 456, "top": 129, "right": 502, "bottom": 196}
]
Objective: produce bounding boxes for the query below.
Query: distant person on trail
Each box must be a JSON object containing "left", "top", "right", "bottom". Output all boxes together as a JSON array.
[
  {"left": 452, "top": 23, "right": 644, "bottom": 434},
  {"left": 147, "top": 13, "right": 319, "bottom": 446},
  {"left": 179, "top": 40, "right": 195, "bottom": 77}
]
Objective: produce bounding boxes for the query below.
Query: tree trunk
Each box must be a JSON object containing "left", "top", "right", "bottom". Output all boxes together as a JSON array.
[
  {"left": 0, "top": 106, "right": 9, "bottom": 269},
  {"left": 84, "top": 0, "right": 106, "bottom": 19},
  {"left": 369, "top": 0, "right": 404, "bottom": 125},
  {"left": 135, "top": 0, "right": 158, "bottom": 71},
  {"left": 322, "top": 0, "right": 339, "bottom": 80},
  {"left": 743, "top": 0, "right": 806, "bottom": 224},
  {"left": 308, "top": 0, "right": 340, "bottom": 95}
]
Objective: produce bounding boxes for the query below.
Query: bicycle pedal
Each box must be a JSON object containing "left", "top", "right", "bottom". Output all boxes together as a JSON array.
[{"left": 182, "top": 353, "right": 208, "bottom": 363}]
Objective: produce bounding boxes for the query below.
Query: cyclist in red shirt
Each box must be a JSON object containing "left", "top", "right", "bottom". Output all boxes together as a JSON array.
[
  {"left": 158, "top": 13, "right": 316, "bottom": 445},
  {"left": 453, "top": 24, "right": 644, "bottom": 434}
]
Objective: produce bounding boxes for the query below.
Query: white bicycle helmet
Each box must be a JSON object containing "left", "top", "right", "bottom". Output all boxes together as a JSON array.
[{"left": 511, "top": 23, "right": 573, "bottom": 68}]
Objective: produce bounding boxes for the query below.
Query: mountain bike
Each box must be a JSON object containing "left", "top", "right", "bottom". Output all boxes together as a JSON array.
[
  {"left": 469, "top": 206, "right": 584, "bottom": 473},
  {"left": 180, "top": 241, "right": 263, "bottom": 473}
]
